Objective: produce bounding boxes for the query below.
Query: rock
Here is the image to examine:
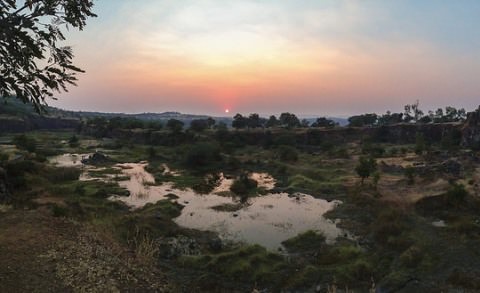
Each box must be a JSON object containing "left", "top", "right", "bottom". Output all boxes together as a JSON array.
[
  {"left": 157, "top": 236, "right": 201, "bottom": 259},
  {"left": 81, "top": 152, "right": 111, "bottom": 165},
  {"left": 462, "top": 106, "right": 480, "bottom": 149}
]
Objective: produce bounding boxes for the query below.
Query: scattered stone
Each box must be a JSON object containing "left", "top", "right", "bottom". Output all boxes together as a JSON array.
[{"left": 157, "top": 236, "right": 201, "bottom": 259}]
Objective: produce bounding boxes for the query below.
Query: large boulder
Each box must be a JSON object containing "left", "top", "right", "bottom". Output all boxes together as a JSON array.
[
  {"left": 462, "top": 106, "right": 480, "bottom": 149},
  {"left": 81, "top": 152, "right": 111, "bottom": 165}
]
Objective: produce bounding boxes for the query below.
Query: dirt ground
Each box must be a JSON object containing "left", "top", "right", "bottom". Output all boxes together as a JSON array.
[{"left": 0, "top": 204, "right": 171, "bottom": 293}]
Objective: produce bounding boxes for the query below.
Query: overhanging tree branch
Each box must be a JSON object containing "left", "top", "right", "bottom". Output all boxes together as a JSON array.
[{"left": 0, "top": 0, "right": 96, "bottom": 112}]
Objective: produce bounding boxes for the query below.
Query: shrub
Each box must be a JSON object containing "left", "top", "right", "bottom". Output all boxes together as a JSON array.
[
  {"left": 52, "top": 205, "right": 68, "bottom": 217},
  {"left": 276, "top": 145, "right": 298, "bottom": 162},
  {"left": 446, "top": 182, "right": 468, "bottom": 207},
  {"left": 355, "top": 156, "right": 377, "bottom": 184},
  {"left": 68, "top": 135, "right": 79, "bottom": 147},
  {"left": 273, "top": 133, "right": 296, "bottom": 146},
  {"left": 185, "top": 142, "right": 222, "bottom": 168},
  {"left": 13, "top": 134, "right": 36, "bottom": 152},
  {"left": 230, "top": 173, "right": 258, "bottom": 196},
  {"left": 281, "top": 230, "right": 326, "bottom": 253}
]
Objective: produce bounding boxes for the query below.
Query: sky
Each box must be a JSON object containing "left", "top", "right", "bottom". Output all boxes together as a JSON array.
[{"left": 52, "top": 0, "right": 480, "bottom": 117}]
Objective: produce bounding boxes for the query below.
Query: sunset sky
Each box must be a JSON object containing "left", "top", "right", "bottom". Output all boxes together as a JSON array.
[{"left": 53, "top": 0, "right": 480, "bottom": 117}]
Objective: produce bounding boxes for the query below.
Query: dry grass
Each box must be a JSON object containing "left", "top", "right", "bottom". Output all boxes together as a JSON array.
[{"left": 129, "top": 226, "right": 159, "bottom": 266}]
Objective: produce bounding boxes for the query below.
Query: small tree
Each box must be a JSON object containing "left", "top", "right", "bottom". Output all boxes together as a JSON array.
[
  {"left": 355, "top": 156, "right": 377, "bottom": 184},
  {"left": 446, "top": 182, "right": 468, "bottom": 208},
  {"left": 166, "top": 119, "right": 184, "bottom": 132},
  {"left": 265, "top": 115, "right": 279, "bottom": 128},
  {"left": 232, "top": 113, "right": 247, "bottom": 129},
  {"left": 189, "top": 119, "right": 209, "bottom": 132},
  {"left": 311, "top": 117, "right": 335, "bottom": 128},
  {"left": 279, "top": 112, "right": 300, "bottom": 128}
]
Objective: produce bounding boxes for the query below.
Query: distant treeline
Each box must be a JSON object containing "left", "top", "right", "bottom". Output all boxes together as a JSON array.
[{"left": 82, "top": 103, "right": 471, "bottom": 134}]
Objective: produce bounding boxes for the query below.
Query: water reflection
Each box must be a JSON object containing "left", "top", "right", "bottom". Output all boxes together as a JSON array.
[
  {"left": 47, "top": 156, "right": 347, "bottom": 250},
  {"left": 109, "top": 163, "right": 345, "bottom": 250}
]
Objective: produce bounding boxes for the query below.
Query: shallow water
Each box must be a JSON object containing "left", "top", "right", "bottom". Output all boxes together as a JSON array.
[
  {"left": 48, "top": 156, "right": 346, "bottom": 249},
  {"left": 109, "top": 163, "right": 346, "bottom": 250}
]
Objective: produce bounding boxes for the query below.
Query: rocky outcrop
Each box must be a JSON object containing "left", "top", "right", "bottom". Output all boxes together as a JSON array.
[
  {"left": 81, "top": 152, "right": 111, "bottom": 165},
  {"left": 462, "top": 107, "right": 480, "bottom": 149}
]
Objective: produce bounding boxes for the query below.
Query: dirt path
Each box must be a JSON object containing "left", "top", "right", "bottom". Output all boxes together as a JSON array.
[{"left": 0, "top": 206, "right": 171, "bottom": 292}]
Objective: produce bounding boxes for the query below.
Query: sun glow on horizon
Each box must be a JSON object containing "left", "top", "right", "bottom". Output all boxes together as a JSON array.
[{"left": 56, "top": 0, "right": 480, "bottom": 115}]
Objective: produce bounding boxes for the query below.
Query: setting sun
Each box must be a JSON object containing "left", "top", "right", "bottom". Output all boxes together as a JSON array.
[{"left": 225, "top": 109, "right": 230, "bottom": 113}]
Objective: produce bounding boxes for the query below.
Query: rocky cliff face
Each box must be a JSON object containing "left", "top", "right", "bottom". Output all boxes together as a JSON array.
[{"left": 462, "top": 107, "right": 480, "bottom": 149}]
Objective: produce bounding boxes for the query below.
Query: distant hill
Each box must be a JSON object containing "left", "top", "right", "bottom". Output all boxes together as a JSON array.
[
  {"left": 0, "top": 97, "right": 348, "bottom": 127},
  {"left": 0, "top": 98, "right": 233, "bottom": 127}
]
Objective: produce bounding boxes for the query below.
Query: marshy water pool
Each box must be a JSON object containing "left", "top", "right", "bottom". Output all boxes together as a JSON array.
[{"left": 49, "top": 154, "right": 347, "bottom": 250}]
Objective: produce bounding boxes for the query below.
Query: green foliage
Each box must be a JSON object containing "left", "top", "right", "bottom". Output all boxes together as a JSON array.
[
  {"left": 166, "top": 119, "right": 184, "bottom": 132},
  {"left": 68, "top": 135, "right": 79, "bottom": 147},
  {"left": 0, "top": 152, "right": 8, "bottom": 163},
  {"left": 311, "top": 117, "right": 336, "bottom": 127},
  {"left": 279, "top": 112, "right": 301, "bottom": 128},
  {"left": 230, "top": 173, "right": 258, "bottom": 196},
  {"left": 180, "top": 245, "right": 286, "bottom": 284},
  {"left": 273, "top": 133, "right": 296, "bottom": 146},
  {"left": 185, "top": 142, "right": 222, "bottom": 168},
  {"left": 44, "top": 166, "right": 81, "bottom": 183},
  {"left": 355, "top": 156, "right": 377, "bottom": 184},
  {"left": 276, "top": 145, "right": 298, "bottom": 161},
  {"left": 0, "top": 0, "right": 96, "bottom": 110},
  {"left": 232, "top": 113, "right": 248, "bottom": 129},
  {"left": 265, "top": 115, "right": 279, "bottom": 128},
  {"left": 446, "top": 182, "right": 468, "bottom": 207},
  {"left": 189, "top": 119, "right": 209, "bottom": 132},
  {"left": 52, "top": 204, "right": 68, "bottom": 218},
  {"left": 348, "top": 113, "right": 377, "bottom": 127},
  {"left": 13, "top": 134, "right": 37, "bottom": 152},
  {"left": 281, "top": 230, "right": 326, "bottom": 252}
]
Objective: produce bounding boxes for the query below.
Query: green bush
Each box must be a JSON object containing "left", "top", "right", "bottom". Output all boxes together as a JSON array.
[
  {"left": 230, "top": 173, "right": 258, "bottom": 196},
  {"left": 44, "top": 167, "right": 81, "bottom": 183},
  {"left": 52, "top": 204, "right": 68, "bottom": 217},
  {"left": 282, "top": 230, "right": 326, "bottom": 253},
  {"left": 185, "top": 142, "right": 222, "bottom": 168},
  {"left": 446, "top": 183, "right": 468, "bottom": 207},
  {"left": 355, "top": 156, "right": 377, "bottom": 184},
  {"left": 276, "top": 145, "right": 298, "bottom": 162},
  {"left": 13, "top": 134, "right": 37, "bottom": 152}
]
